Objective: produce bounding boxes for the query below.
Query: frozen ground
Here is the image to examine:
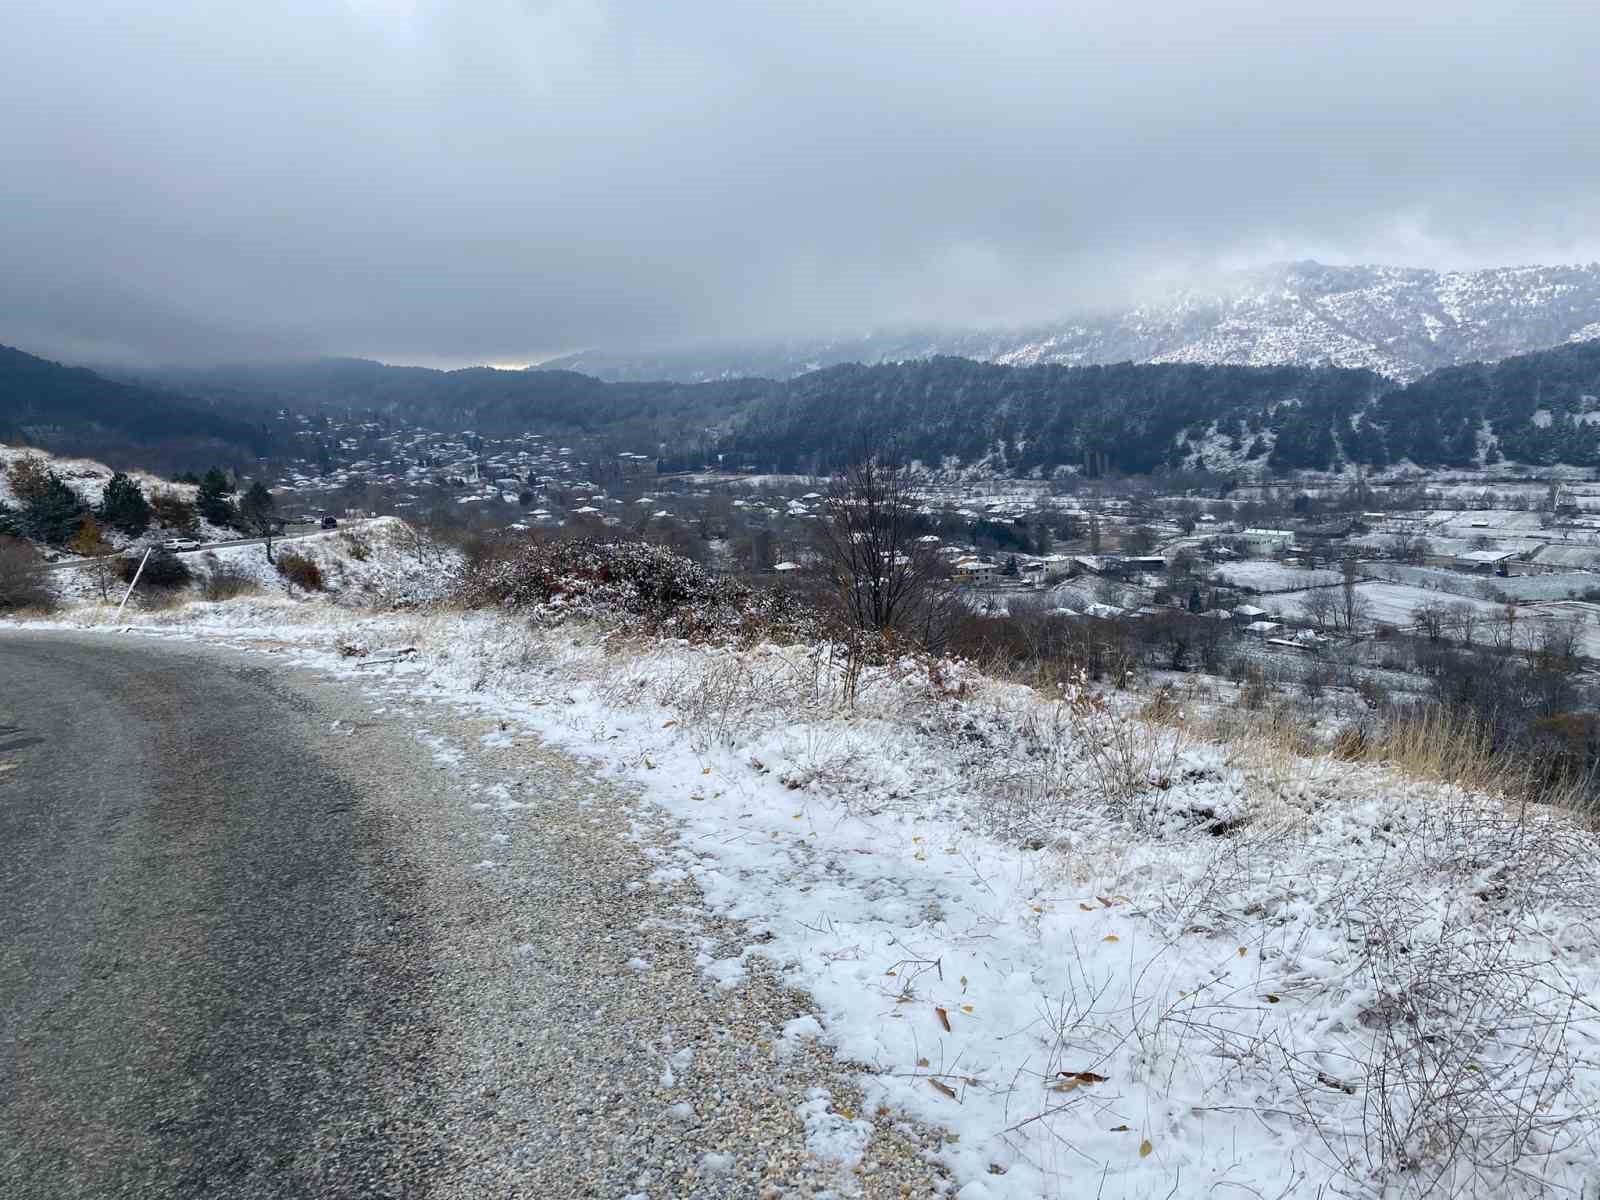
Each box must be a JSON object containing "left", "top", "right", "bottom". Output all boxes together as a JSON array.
[
  {"left": 49, "top": 517, "right": 457, "bottom": 609},
  {"left": 1211, "top": 561, "right": 1342, "bottom": 592},
  {"left": 1265, "top": 581, "right": 1511, "bottom": 629},
  {"left": 0, "top": 443, "right": 192, "bottom": 511},
  {"left": 1365, "top": 563, "right": 1600, "bottom": 603},
  {"left": 13, "top": 593, "right": 1600, "bottom": 1200}
]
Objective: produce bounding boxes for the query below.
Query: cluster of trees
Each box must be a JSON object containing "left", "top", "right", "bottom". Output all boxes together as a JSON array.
[
  {"left": 0, "top": 457, "right": 276, "bottom": 552},
  {"left": 0, "top": 458, "right": 153, "bottom": 546}
]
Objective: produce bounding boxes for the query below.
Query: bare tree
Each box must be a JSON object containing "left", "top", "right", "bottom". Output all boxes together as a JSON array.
[
  {"left": 1338, "top": 559, "right": 1371, "bottom": 632},
  {"left": 1413, "top": 600, "right": 1449, "bottom": 643},
  {"left": 1445, "top": 600, "right": 1478, "bottom": 646},
  {"left": 814, "top": 445, "right": 952, "bottom": 645},
  {"left": 68, "top": 514, "right": 118, "bottom": 602},
  {"left": 1302, "top": 587, "right": 1338, "bottom": 632}
]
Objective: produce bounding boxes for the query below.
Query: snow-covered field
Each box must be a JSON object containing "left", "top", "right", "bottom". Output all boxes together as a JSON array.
[
  {"left": 1532, "top": 543, "right": 1600, "bottom": 570},
  {"left": 14, "top": 590, "right": 1600, "bottom": 1199},
  {"left": 1365, "top": 563, "right": 1600, "bottom": 603},
  {"left": 1212, "top": 561, "right": 1342, "bottom": 592},
  {"left": 1266, "top": 582, "right": 1510, "bottom": 629}
]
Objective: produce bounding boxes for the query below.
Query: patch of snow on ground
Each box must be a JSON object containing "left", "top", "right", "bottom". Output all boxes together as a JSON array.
[{"left": 15, "top": 600, "right": 1600, "bottom": 1199}]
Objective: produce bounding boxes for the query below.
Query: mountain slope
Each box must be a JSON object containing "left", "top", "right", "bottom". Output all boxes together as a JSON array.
[
  {"left": 542, "top": 261, "right": 1600, "bottom": 384},
  {"left": 0, "top": 345, "right": 283, "bottom": 472},
  {"left": 720, "top": 341, "right": 1600, "bottom": 476},
  {"left": 108, "top": 339, "right": 1600, "bottom": 478}
]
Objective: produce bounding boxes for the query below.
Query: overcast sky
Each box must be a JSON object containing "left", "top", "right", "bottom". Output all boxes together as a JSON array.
[{"left": 3, "top": 1, "right": 1597, "bottom": 366}]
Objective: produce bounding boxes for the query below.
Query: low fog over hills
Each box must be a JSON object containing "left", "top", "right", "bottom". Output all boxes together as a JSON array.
[{"left": 542, "top": 261, "right": 1600, "bottom": 384}]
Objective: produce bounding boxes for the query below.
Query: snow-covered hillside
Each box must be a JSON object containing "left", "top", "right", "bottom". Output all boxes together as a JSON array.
[
  {"left": 20, "top": 596, "right": 1600, "bottom": 1200},
  {"left": 0, "top": 443, "right": 195, "bottom": 513},
  {"left": 544, "top": 261, "right": 1600, "bottom": 383}
]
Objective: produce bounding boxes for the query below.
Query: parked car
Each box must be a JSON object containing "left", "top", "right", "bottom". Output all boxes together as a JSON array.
[
  {"left": 162, "top": 538, "right": 203, "bottom": 552},
  {"left": 320, "top": 516, "right": 339, "bottom": 529}
]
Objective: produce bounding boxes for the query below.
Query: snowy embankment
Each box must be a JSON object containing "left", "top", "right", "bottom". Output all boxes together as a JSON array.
[
  {"left": 51, "top": 517, "right": 448, "bottom": 607},
  {"left": 22, "top": 596, "right": 1600, "bottom": 1199}
]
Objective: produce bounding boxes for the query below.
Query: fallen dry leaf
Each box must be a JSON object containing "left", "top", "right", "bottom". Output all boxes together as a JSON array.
[
  {"left": 916, "top": 1057, "right": 930, "bottom": 1068},
  {"left": 1140, "top": 1139, "right": 1153, "bottom": 1158},
  {"left": 1109, "top": 1124, "right": 1131, "bottom": 1132},
  {"left": 928, "top": 1078, "right": 958, "bottom": 1100},
  {"left": 1103, "top": 934, "right": 1120, "bottom": 943},
  {"left": 935, "top": 1006, "right": 952, "bottom": 1032}
]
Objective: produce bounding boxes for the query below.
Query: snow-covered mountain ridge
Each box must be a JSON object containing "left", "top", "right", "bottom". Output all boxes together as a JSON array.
[{"left": 544, "top": 261, "right": 1600, "bottom": 384}]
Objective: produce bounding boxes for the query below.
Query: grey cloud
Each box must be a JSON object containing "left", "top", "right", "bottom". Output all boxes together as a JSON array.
[{"left": 3, "top": 0, "right": 1598, "bottom": 365}]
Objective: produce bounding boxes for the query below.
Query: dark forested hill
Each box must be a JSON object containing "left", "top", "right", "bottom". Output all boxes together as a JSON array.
[
  {"left": 720, "top": 357, "right": 1383, "bottom": 475},
  {"left": 120, "top": 358, "right": 771, "bottom": 454},
  {"left": 0, "top": 345, "right": 285, "bottom": 472},
  {"left": 719, "top": 343, "right": 1600, "bottom": 475},
  {"left": 82, "top": 338, "right": 1600, "bottom": 477}
]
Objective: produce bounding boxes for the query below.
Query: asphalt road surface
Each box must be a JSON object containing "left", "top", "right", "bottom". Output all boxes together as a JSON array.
[
  {"left": 0, "top": 630, "right": 949, "bottom": 1199},
  {"left": 44, "top": 524, "right": 359, "bottom": 572},
  {"left": 0, "top": 632, "right": 443, "bottom": 1197}
]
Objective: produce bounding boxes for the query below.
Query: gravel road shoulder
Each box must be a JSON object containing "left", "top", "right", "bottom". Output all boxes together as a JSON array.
[{"left": 8, "top": 628, "right": 955, "bottom": 1197}]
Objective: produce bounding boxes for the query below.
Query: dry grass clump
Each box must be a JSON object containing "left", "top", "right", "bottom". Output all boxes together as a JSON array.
[
  {"left": 200, "top": 561, "right": 260, "bottom": 601},
  {"left": 1335, "top": 705, "right": 1590, "bottom": 811},
  {"left": 276, "top": 551, "right": 325, "bottom": 592}
]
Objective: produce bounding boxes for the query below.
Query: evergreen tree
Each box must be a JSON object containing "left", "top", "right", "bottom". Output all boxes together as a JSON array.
[
  {"left": 238, "top": 481, "right": 278, "bottom": 561},
  {"left": 99, "top": 472, "right": 152, "bottom": 536},
  {"left": 197, "top": 467, "right": 237, "bottom": 526},
  {"left": 20, "top": 472, "right": 87, "bottom": 545}
]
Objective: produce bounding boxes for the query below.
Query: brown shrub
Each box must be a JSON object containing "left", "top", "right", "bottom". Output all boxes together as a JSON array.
[
  {"left": 201, "top": 561, "right": 260, "bottom": 601},
  {"left": 276, "top": 552, "right": 325, "bottom": 592},
  {"left": 0, "top": 535, "right": 54, "bottom": 610}
]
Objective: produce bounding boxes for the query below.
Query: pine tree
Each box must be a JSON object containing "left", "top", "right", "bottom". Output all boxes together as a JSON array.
[
  {"left": 99, "top": 472, "right": 152, "bottom": 536},
  {"left": 20, "top": 472, "right": 87, "bottom": 545},
  {"left": 197, "top": 467, "right": 237, "bottom": 526},
  {"left": 238, "top": 481, "right": 278, "bottom": 561}
]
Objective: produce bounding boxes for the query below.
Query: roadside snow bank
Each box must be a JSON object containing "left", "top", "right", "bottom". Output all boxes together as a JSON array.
[{"left": 24, "top": 601, "right": 1600, "bottom": 1199}]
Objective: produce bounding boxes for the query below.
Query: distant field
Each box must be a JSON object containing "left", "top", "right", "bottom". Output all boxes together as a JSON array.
[
  {"left": 1266, "top": 582, "right": 1508, "bottom": 628},
  {"left": 1365, "top": 564, "right": 1600, "bottom": 602},
  {"left": 1531, "top": 544, "right": 1600, "bottom": 569},
  {"left": 1212, "top": 561, "right": 1341, "bottom": 591}
]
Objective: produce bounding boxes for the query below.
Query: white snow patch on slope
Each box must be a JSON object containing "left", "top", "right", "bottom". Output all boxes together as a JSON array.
[{"left": 21, "top": 601, "right": 1600, "bottom": 1200}]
